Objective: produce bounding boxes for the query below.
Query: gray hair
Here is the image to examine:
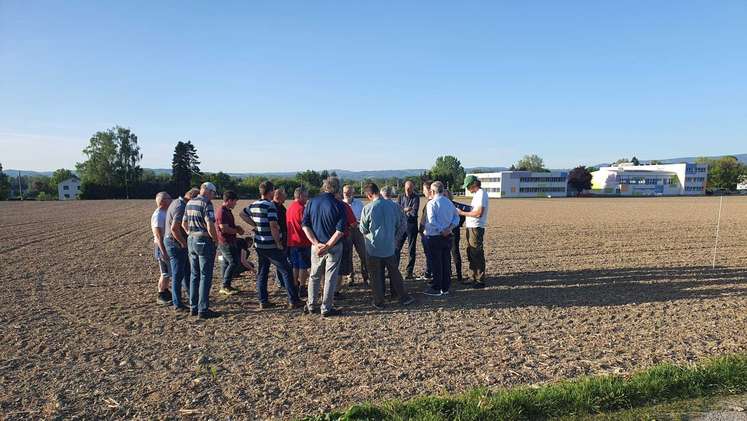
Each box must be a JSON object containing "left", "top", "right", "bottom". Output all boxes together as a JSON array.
[
  {"left": 322, "top": 176, "right": 341, "bottom": 194},
  {"left": 431, "top": 181, "right": 445, "bottom": 194},
  {"left": 155, "top": 191, "right": 171, "bottom": 205},
  {"left": 294, "top": 186, "right": 307, "bottom": 199},
  {"left": 381, "top": 185, "right": 396, "bottom": 199}
]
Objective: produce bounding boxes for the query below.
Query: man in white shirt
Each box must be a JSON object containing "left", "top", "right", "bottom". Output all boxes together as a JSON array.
[
  {"left": 151, "top": 191, "right": 172, "bottom": 305},
  {"left": 458, "top": 175, "right": 489, "bottom": 288}
]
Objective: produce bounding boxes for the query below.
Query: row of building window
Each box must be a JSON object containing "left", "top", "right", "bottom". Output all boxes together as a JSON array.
[
  {"left": 484, "top": 187, "right": 501, "bottom": 193},
  {"left": 685, "top": 186, "right": 705, "bottom": 191},
  {"left": 686, "top": 177, "right": 706, "bottom": 183},
  {"left": 62, "top": 185, "right": 80, "bottom": 191},
  {"left": 686, "top": 167, "right": 707, "bottom": 173},
  {"left": 619, "top": 177, "right": 671, "bottom": 185},
  {"left": 519, "top": 177, "right": 566, "bottom": 183},
  {"left": 478, "top": 177, "right": 501, "bottom": 183},
  {"left": 519, "top": 187, "right": 566, "bottom": 193}
]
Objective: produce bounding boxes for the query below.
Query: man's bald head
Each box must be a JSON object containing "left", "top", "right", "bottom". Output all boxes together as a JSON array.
[{"left": 155, "top": 191, "right": 172, "bottom": 208}]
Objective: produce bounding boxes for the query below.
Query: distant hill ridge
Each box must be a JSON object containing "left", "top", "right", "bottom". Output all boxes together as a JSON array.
[{"left": 7, "top": 154, "right": 745, "bottom": 179}]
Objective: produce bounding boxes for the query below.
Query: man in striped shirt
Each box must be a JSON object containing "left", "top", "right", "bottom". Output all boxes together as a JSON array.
[
  {"left": 181, "top": 182, "right": 220, "bottom": 319},
  {"left": 240, "top": 180, "right": 303, "bottom": 310}
]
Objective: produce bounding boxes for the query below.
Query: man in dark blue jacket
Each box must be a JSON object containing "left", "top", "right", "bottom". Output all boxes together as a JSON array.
[{"left": 302, "top": 177, "right": 347, "bottom": 317}]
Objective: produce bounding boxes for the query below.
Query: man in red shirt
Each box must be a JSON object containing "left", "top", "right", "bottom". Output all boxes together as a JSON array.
[
  {"left": 216, "top": 190, "right": 245, "bottom": 295},
  {"left": 286, "top": 186, "right": 312, "bottom": 291}
]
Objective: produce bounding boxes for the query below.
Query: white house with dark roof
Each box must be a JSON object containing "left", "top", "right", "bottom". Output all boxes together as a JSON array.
[{"left": 58, "top": 177, "right": 81, "bottom": 200}]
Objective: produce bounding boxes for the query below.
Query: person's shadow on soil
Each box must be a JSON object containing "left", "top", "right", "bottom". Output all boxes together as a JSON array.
[{"left": 335, "top": 265, "right": 747, "bottom": 315}]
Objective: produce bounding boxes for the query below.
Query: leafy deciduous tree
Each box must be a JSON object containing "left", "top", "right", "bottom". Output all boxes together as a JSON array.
[
  {"left": 429, "top": 155, "right": 465, "bottom": 190},
  {"left": 567, "top": 166, "right": 593, "bottom": 196},
  {"left": 515, "top": 154, "right": 547, "bottom": 172}
]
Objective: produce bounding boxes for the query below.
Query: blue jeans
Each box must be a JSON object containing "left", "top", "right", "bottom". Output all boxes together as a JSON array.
[
  {"left": 256, "top": 247, "right": 300, "bottom": 304},
  {"left": 188, "top": 235, "right": 216, "bottom": 313},
  {"left": 165, "top": 236, "right": 190, "bottom": 308},
  {"left": 218, "top": 243, "right": 241, "bottom": 288},
  {"left": 426, "top": 235, "right": 452, "bottom": 292}
]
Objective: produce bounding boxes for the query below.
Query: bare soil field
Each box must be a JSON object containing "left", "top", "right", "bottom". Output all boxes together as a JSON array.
[{"left": 1, "top": 197, "right": 746, "bottom": 420}]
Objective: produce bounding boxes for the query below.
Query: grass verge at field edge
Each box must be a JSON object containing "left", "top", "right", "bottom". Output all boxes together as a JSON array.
[{"left": 306, "top": 353, "right": 747, "bottom": 420}]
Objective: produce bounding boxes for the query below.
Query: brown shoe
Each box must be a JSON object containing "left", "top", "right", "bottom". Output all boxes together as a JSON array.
[{"left": 287, "top": 301, "right": 304, "bottom": 309}]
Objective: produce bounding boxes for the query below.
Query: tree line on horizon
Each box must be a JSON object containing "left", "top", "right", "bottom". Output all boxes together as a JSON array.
[{"left": 1, "top": 127, "right": 745, "bottom": 200}]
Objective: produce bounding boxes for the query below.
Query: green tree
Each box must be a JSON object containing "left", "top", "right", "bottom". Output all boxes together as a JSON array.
[
  {"left": 567, "top": 166, "right": 593, "bottom": 196},
  {"left": 172, "top": 141, "right": 201, "bottom": 195},
  {"left": 76, "top": 130, "right": 118, "bottom": 186},
  {"left": 631, "top": 156, "right": 641, "bottom": 166},
  {"left": 296, "top": 170, "right": 323, "bottom": 189},
  {"left": 515, "top": 154, "right": 547, "bottom": 172},
  {"left": 77, "top": 126, "right": 143, "bottom": 198},
  {"left": 112, "top": 127, "right": 142, "bottom": 198},
  {"left": 205, "top": 171, "right": 236, "bottom": 193},
  {"left": 430, "top": 155, "right": 465, "bottom": 191},
  {"left": 613, "top": 158, "right": 629, "bottom": 166},
  {"left": 0, "top": 163, "right": 10, "bottom": 200},
  {"left": 50, "top": 169, "right": 76, "bottom": 187},
  {"left": 699, "top": 156, "right": 746, "bottom": 190}
]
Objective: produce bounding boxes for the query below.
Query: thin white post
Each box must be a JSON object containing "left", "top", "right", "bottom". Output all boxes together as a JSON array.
[{"left": 712, "top": 195, "right": 724, "bottom": 269}]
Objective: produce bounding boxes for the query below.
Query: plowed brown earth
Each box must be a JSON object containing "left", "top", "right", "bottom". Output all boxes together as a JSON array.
[{"left": 1, "top": 197, "right": 746, "bottom": 420}]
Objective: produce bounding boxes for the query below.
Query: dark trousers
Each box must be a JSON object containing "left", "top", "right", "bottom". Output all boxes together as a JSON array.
[
  {"left": 340, "top": 236, "right": 354, "bottom": 277},
  {"left": 466, "top": 227, "right": 486, "bottom": 283},
  {"left": 426, "top": 235, "right": 452, "bottom": 292},
  {"left": 395, "top": 220, "right": 419, "bottom": 275},
  {"left": 218, "top": 243, "right": 241, "bottom": 288},
  {"left": 451, "top": 228, "right": 463, "bottom": 282},
  {"left": 275, "top": 247, "right": 290, "bottom": 287},
  {"left": 420, "top": 231, "right": 433, "bottom": 276},
  {"left": 350, "top": 228, "right": 368, "bottom": 281},
  {"left": 366, "top": 254, "right": 410, "bottom": 306},
  {"left": 257, "top": 247, "right": 300, "bottom": 304}
]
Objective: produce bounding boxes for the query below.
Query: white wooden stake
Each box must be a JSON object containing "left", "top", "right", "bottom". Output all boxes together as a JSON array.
[{"left": 712, "top": 195, "right": 724, "bottom": 269}]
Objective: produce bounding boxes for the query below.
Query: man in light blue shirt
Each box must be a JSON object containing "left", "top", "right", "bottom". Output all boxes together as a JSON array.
[
  {"left": 359, "top": 183, "right": 415, "bottom": 309},
  {"left": 423, "top": 181, "right": 459, "bottom": 296}
]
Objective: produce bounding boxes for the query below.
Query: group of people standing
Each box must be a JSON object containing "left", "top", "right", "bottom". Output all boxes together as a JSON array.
[{"left": 149, "top": 175, "right": 489, "bottom": 319}]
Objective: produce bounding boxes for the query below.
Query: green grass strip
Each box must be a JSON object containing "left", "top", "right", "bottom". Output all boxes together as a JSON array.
[{"left": 305, "top": 353, "right": 747, "bottom": 420}]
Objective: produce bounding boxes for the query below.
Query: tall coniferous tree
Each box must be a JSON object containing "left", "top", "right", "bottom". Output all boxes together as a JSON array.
[{"left": 171, "top": 141, "right": 201, "bottom": 195}]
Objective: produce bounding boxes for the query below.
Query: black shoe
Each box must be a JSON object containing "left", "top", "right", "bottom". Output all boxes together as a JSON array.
[
  {"left": 401, "top": 296, "right": 416, "bottom": 306},
  {"left": 287, "top": 301, "right": 304, "bottom": 309},
  {"left": 259, "top": 302, "right": 276, "bottom": 310},
  {"left": 190, "top": 308, "right": 198, "bottom": 316},
  {"left": 303, "top": 306, "right": 320, "bottom": 315},
  {"left": 198, "top": 309, "right": 221, "bottom": 319},
  {"left": 405, "top": 273, "right": 415, "bottom": 280},
  {"left": 322, "top": 308, "right": 343, "bottom": 317},
  {"left": 173, "top": 305, "right": 189, "bottom": 313},
  {"left": 423, "top": 287, "right": 442, "bottom": 297},
  {"left": 472, "top": 282, "right": 486, "bottom": 289},
  {"left": 372, "top": 302, "right": 385, "bottom": 310},
  {"left": 157, "top": 291, "right": 173, "bottom": 306}
]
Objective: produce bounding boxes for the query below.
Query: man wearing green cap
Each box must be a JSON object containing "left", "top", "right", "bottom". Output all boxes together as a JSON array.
[{"left": 458, "top": 175, "right": 489, "bottom": 288}]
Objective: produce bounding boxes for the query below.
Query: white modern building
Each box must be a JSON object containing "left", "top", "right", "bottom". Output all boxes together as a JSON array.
[
  {"left": 466, "top": 171, "right": 569, "bottom": 198},
  {"left": 591, "top": 163, "right": 707, "bottom": 196},
  {"left": 58, "top": 177, "right": 81, "bottom": 200}
]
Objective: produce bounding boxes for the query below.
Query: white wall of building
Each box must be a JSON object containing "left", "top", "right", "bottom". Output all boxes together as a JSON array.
[
  {"left": 591, "top": 163, "right": 707, "bottom": 196},
  {"left": 58, "top": 178, "right": 81, "bottom": 200},
  {"left": 466, "top": 171, "right": 568, "bottom": 198}
]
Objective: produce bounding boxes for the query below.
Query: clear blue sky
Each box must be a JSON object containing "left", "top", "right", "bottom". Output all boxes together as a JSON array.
[{"left": 1, "top": 0, "right": 746, "bottom": 172}]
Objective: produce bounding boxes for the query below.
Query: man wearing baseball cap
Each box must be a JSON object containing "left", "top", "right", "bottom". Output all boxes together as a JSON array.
[
  {"left": 181, "top": 182, "right": 221, "bottom": 319},
  {"left": 457, "top": 175, "right": 489, "bottom": 288}
]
